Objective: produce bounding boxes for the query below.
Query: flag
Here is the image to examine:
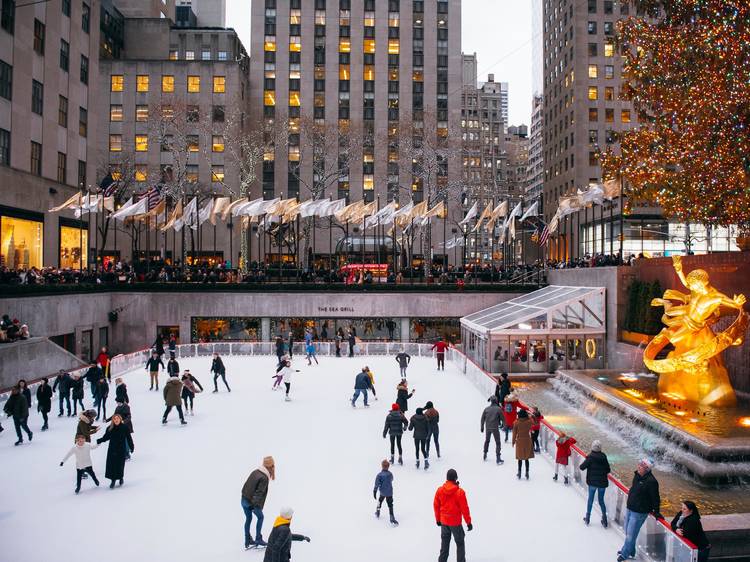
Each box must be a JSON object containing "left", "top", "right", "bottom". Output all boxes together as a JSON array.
[
  {"left": 48, "top": 192, "right": 82, "bottom": 213},
  {"left": 210, "top": 197, "right": 232, "bottom": 225},
  {"left": 458, "top": 201, "right": 479, "bottom": 226},
  {"left": 471, "top": 202, "right": 493, "bottom": 233},
  {"left": 485, "top": 201, "right": 508, "bottom": 231},
  {"left": 364, "top": 201, "right": 397, "bottom": 229},
  {"left": 538, "top": 224, "right": 552, "bottom": 246},
  {"left": 222, "top": 198, "right": 250, "bottom": 221},
  {"left": 531, "top": 229, "right": 540, "bottom": 243},
  {"left": 602, "top": 177, "right": 621, "bottom": 199},
  {"left": 99, "top": 173, "right": 118, "bottom": 197},
  {"left": 519, "top": 201, "right": 539, "bottom": 223},
  {"left": 112, "top": 197, "right": 148, "bottom": 221},
  {"left": 174, "top": 197, "right": 197, "bottom": 231},
  {"left": 317, "top": 198, "right": 346, "bottom": 218},
  {"left": 161, "top": 200, "right": 183, "bottom": 232}
]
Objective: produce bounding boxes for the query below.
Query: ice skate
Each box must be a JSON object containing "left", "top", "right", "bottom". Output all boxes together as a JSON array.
[
  {"left": 516, "top": 470, "right": 521, "bottom": 479},
  {"left": 415, "top": 459, "right": 420, "bottom": 468},
  {"left": 583, "top": 515, "right": 590, "bottom": 526},
  {"left": 601, "top": 516, "right": 608, "bottom": 528},
  {"left": 398, "top": 456, "right": 403, "bottom": 465},
  {"left": 180, "top": 419, "right": 187, "bottom": 425},
  {"left": 553, "top": 474, "right": 558, "bottom": 481},
  {"left": 285, "top": 395, "right": 291, "bottom": 402},
  {"left": 254, "top": 535, "right": 267, "bottom": 548},
  {"left": 496, "top": 455, "right": 504, "bottom": 465},
  {"left": 389, "top": 455, "right": 394, "bottom": 464},
  {"left": 525, "top": 471, "right": 529, "bottom": 480},
  {"left": 483, "top": 451, "right": 487, "bottom": 461},
  {"left": 14, "top": 439, "right": 22, "bottom": 446},
  {"left": 390, "top": 516, "right": 399, "bottom": 526},
  {"left": 564, "top": 476, "right": 569, "bottom": 485},
  {"left": 244, "top": 538, "right": 255, "bottom": 550},
  {"left": 375, "top": 507, "right": 381, "bottom": 518},
  {"left": 424, "top": 458, "right": 430, "bottom": 470}
]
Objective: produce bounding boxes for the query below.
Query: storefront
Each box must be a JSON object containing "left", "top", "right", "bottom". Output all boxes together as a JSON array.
[
  {"left": 270, "top": 317, "right": 401, "bottom": 341},
  {"left": 0, "top": 206, "right": 44, "bottom": 269},
  {"left": 59, "top": 217, "right": 88, "bottom": 269},
  {"left": 191, "top": 317, "right": 261, "bottom": 342},
  {"left": 410, "top": 318, "right": 460, "bottom": 343}
]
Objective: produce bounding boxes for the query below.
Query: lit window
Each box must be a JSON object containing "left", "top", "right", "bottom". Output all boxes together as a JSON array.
[
  {"left": 289, "top": 69, "right": 301, "bottom": 79},
  {"left": 136, "top": 75, "right": 149, "bottom": 92},
  {"left": 604, "top": 43, "right": 614, "bottom": 57},
  {"left": 134, "top": 165, "right": 147, "bottom": 182},
  {"left": 339, "top": 39, "right": 351, "bottom": 53},
  {"left": 111, "top": 168, "right": 122, "bottom": 181},
  {"left": 339, "top": 65, "right": 350, "bottom": 80},
  {"left": 186, "top": 165, "right": 198, "bottom": 182},
  {"left": 388, "top": 12, "right": 400, "bottom": 27},
  {"left": 621, "top": 109, "right": 631, "bottom": 123},
  {"left": 289, "top": 9, "right": 301, "bottom": 24},
  {"left": 315, "top": 10, "right": 326, "bottom": 25},
  {"left": 289, "top": 37, "right": 301, "bottom": 52},
  {"left": 212, "top": 135, "right": 224, "bottom": 152},
  {"left": 188, "top": 75, "right": 200, "bottom": 93},
  {"left": 363, "top": 65, "right": 374, "bottom": 80},
  {"left": 604, "top": 87, "right": 614, "bottom": 101},
  {"left": 363, "top": 39, "right": 375, "bottom": 54},
  {"left": 213, "top": 76, "right": 225, "bottom": 93},
  {"left": 264, "top": 38, "right": 276, "bottom": 52},
  {"left": 187, "top": 135, "right": 199, "bottom": 152},
  {"left": 162, "top": 105, "right": 174, "bottom": 119},
  {"left": 413, "top": 69, "right": 423, "bottom": 81},
  {"left": 588, "top": 86, "right": 598, "bottom": 100},
  {"left": 169, "top": 50, "right": 178, "bottom": 60},
  {"left": 588, "top": 64, "right": 598, "bottom": 78},
  {"left": 110, "top": 105, "right": 123, "bottom": 122},
  {"left": 288, "top": 146, "right": 300, "bottom": 161},
  {"left": 589, "top": 108, "right": 598, "bottom": 121},
  {"left": 363, "top": 174, "right": 374, "bottom": 190},
  {"left": 364, "top": 12, "right": 375, "bottom": 26},
  {"left": 109, "top": 134, "right": 122, "bottom": 152},
  {"left": 289, "top": 92, "right": 301, "bottom": 107},
  {"left": 264, "top": 90, "right": 276, "bottom": 106},
  {"left": 605, "top": 108, "right": 614, "bottom": 123},
  {"left": 136, "top": 104, "right": 149, "bottom": 122},
  {"left": 211, "top": 165, "right": 224, "bottom": 182},
  {"left": 110, "top": 75, "right": 124, "bottom": 91},
  {"left": 135, "top": 135, "right": 148, "bottom": 152},
  {"left": 185, "top": 50, "right": 195, "bottom": 60},
  {"left": 218, "top": 51, "right": 228, "bottom": 61},
  {"left": 388, "top": 39, "right": 399, "bottom": 54},
  {"left": 389, "top": 68, "right": 398, "bottom": 80},
  {"left": 162, "top": 75, "right": 174, "bottom": 92}
]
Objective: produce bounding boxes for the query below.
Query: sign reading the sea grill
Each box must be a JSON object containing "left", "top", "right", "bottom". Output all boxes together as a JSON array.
[{"left": 317, "top": 306, "right": 355, "bottom": 313}]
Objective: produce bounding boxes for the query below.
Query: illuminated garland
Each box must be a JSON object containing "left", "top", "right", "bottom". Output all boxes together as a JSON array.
[{"left": 601, "top": 0, "right": 750, "bottom": 227}]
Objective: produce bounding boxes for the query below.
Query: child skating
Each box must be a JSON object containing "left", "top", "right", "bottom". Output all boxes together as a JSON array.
[
  {"left": 60, "top": 434, "right": 100, "bottom": 493},
  {"left": 271, "top": 356, "right": 288, "bottom": 390},
  {"left": 553, "top": 431, "right": 577, "bottom": 484},
  {"left": 373, "top": 459, "right": 398, "bottom": 525},
  {"left": 305, "top": 341, "right": 318, "bottom": 365}
]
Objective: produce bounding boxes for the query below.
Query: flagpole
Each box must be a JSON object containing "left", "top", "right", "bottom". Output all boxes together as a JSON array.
[
  {"left": 79, "top": 191, "right": 83, "bottom": 274},
  {"left": 376, "top": 196, "right": 381, "bottom": 283}
]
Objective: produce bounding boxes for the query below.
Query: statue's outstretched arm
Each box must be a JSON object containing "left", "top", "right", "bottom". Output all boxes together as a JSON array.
[{"left": 672, "top": 255, "right": 689, "bottom": 288}]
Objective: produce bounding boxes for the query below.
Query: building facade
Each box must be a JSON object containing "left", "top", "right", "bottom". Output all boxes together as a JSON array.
[
  {"left": 177, "top": 0, "right": 226, "bottom": 27},
  {"left": 526, "top": 94, "right": 544, "bottom": 202}
]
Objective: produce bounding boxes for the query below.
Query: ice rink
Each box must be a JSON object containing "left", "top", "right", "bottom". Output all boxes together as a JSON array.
[{"left": 1, "top": 355, "right": 622, "bottom": 561}]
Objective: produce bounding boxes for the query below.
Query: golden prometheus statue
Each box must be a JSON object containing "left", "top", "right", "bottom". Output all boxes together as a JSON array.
[{"left": 643, "top": 256, "right": 748, "bottom": 407}]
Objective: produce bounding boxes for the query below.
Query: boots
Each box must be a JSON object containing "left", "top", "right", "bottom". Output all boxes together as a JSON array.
[
  {"left": 516, "top": 470, "right": 521, "bottom": 479},
  {"left": 398, "top": 456, "right": 403, "bottom": 466},
  {"left": 389, "top": 455, "right": 394, "bottom": 464},
  {"left": 496, "top": 455, "right": 504, "bottom": 465},
  {"left": 255, "top": 535, "right": 267, "bottom": 547},
  {"left": 375, "top": 507, "right": 381, "bottom": 518},
  {"left": 416, "top": 459, "right": 420, "bottom": 469},
  {"left": 424, "top": 458, "right": 430, "bottom": 470},
  {"left": 390, "top": 515, "right": 399, "bottom": 526},
  {"left": 483, "top": 451, "right": 487, "bottom": 461},
  {"left": 564, "top": 476, "right": 569, "bottom": 485},
  {"left": 601, "top": 516, "right": 608, "bottom": 528},
  {"left": 583, "top": 515, "right": 590, "bottom": 526},
  {"left": 553, "top": 474, "right": 558, "bottom": 481},
  {"left": 525, "top": 469, "right": 529, "bottom": 480}
]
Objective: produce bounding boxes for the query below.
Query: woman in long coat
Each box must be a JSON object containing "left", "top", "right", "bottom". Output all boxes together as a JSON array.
[
  {"left": 396, "top": 380, "right": 414, "bottom": 414},
  {"left": 512, "top": 408, "right": 534, "bottom": 480},
  {"left": 96, "top": 413, "right": 134, "bottom": 488}
]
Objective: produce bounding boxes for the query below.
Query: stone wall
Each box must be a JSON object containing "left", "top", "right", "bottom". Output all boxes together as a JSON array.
[{"left": 0, "top": 338, "right": 86, "bottom": 389}]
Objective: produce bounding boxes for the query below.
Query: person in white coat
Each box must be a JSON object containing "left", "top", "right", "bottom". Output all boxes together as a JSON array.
[
  {"left": 60, "top": 434, "right": 100, "bottom": 493},
  {"left": 279, "top": 360, "right": 300, "bottom": 402}
]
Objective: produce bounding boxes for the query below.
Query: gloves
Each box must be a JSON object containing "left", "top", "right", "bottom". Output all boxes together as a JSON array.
[
  {"left": 436, "top": 521, "right": 442, "bottom": 527},
  {"left": 304, "top": 536, "right": 311, "bottom": 542},
  {"left": 467, "top": 523, "right": 473, "bottom": 531},
  {"left": 59, "top": 461, "right": 64, "bottom": 466}
]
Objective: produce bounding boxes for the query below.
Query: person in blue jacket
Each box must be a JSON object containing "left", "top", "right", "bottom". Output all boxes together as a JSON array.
[
  {"left": 351, "top": 368, "right": 372, "bottom": 407},
  {"left": 373, "top": 459, "right": 398, "bottom": 525}
]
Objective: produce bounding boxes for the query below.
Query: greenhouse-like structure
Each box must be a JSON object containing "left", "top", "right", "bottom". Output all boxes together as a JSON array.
[{"left": 460, "top": 285, "right": 606, "bottom": 374}]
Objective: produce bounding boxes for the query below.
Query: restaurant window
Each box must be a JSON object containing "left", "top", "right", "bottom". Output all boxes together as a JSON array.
[
  {"left": 59, "top": 220, "right": 88, "bottom": 269},
  {"left": 1, "top": 210, "right": 44, "bottom": 268},
  {"left": 191, "top": 317, "right": 261, "bottom": 342}
]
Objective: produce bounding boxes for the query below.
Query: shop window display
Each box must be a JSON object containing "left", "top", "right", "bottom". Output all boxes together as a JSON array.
[
  {"left": 59, "top": 224, "right": 88, "bottom": 269},
  {"left": 1, "top": 216, "right": 43, "bottom": 269},
  {"left": 191, "top": 317, "right": 260, "bottom": 342},
  {"left": 410, "top": 318, "right": 460, "bottom": 343},
  {"left": 271, "top": 318, "right": 401, "bottom": 342}
]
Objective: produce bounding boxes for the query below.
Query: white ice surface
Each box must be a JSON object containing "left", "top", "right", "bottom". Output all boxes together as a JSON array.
[{"left": 1, "top": 356, "right": 622, "bottom": 562}]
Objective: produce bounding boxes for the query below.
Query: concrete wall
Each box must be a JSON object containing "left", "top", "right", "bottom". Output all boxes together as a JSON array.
[{"left": 0, "top": 338, "right": 86, "bottom": 390}]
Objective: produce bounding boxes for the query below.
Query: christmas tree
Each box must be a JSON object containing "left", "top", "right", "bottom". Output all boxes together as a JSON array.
[{"left": 601, "top": 0, "right": 750, "bottom": 227}]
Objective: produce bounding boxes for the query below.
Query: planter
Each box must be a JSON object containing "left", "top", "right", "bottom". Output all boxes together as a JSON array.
[{"left": 620, "top": 330, "right": 654, "bottom": 346}]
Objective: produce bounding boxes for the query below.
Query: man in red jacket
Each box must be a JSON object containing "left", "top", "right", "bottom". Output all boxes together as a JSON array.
[
  {"left": 431, "top": 338, "right": 450, "bottom": 371},
  {"left": 433, "top": 468, "right": 472, "bottom": 562}
]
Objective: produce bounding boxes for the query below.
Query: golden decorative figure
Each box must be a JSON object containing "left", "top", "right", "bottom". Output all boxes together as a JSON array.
[{"left": 643, "top": 256, "right": 748, "bottom": 407}]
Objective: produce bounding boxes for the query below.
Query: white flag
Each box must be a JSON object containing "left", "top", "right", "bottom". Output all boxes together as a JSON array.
[
  {"left": 112, "top": 197, "right": 148, "bottom": 221},
  {"left": 458, "top": 201, "right": 479, "bottom": 226},
  {"left": 175, "top": 197, "right": 198, "bottom": 231},
  {"left": 502, "top": 201, "right": 523, "bottom": 232},
  {"left": 519, "top": 201, "right": 539, "bottom": 223}
]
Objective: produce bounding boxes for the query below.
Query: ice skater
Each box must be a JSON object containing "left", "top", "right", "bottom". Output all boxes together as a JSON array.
[
  {"left": 481, "top": 396, "right": 504, "bottom": 464},
  {"left": 409, "top": 407, "right": 430, "bottom": 469},
  {"left": 211, "top": 353, "right": 231, "bottom": 392},
  {"left": 145, "top": 350, "right": 165, "bottom": 391},
  {"left": 271, "top": 357, "right": 288, "bottom": 390},
  {"left": 431, "top": 338, "right": 450, "bottom": 370},
  {"left": 424, "top": 401, "right": 441, "bottom": 458},
  {"left": 94, "top": 377, "right": 109, "bottom": 421},
  {"left": 502, "top": 392, "right": 523, "bottom": 442},
  {"left": 279, "top": 361, "right": 299, "bottom": 401},
  {"left": 434, "top": 469, "right": 473, "bottom": 562},
  {"left": 18, "top": 378, "right": 32, "bottom": 409},
  {"left": 396, "top": 379, "right": 414, "bottom": 414},
  {"left": 166, "top": 352, "right": 180, "bottom": 379},
  {"left": 76, "top": 409, "right": 100, "bottom": 443},
  {"left": 373, "top": 459, "right": 398, "bottom": 525},
  {"left": 347, "top": 330, "right": 356, "bottom": 357},
  {"left": 162, "top": 373, "right": 187, "bottom": 425},
  {"left": 530, "top": 406, "right": 543, "bottom": 452},
  {"left": 553, "top": 431, "right": 577, "bottom": 484},
  {"left": 395, "top": 349, "right": 411, "bottom": 377},
  {"left": 275, "top": 336, "right": 285, "bottom": 364},
  {"left": 114, "top": 377, "right": 129, "bottom": 404},
  {"left": 60, "top": 434, "right": 100, "bottom": 493},
  {"left": 70, "top": 374, "right": 85, "bottom": 415},
  {"left": 36, "top": 377, "right": 53, "bottom": 431},
  {"left": 263, "top": 507, "right": 311, "bottom": 559},
  {"left": 383, "top": 403, "right": 408, "bottom": 465},
  {"left": 241, "top": 456, "right": 275, "bottom": 549},
  {"left": 53, "top": 369, "right": 72, "bottom": 417},
  {"left": 4, "top": 385, "right": 33, "bottom": 446},
  {"left": 287, "top": 330, "right": 295, "bottom": 358},
  {"left": 305, "top": 340, "right": 318, "bottom": 365},
  {"left": 365, "top": 366, "right": 377, "bottom": 400},
  {"left": 96, "top": 413, "right": 134, "bottom": 488},
  {"left": 512, "top": 409, "right": 534, "bottom": 480},
  {"left": 109, "top": 397, "right": 133, "bottom": 460},
  {"left": 181, "top": 370, "right": 204, "bottom": 415},
  {"left": 351, "top": 367, "right": 371, "bottom": 408}
]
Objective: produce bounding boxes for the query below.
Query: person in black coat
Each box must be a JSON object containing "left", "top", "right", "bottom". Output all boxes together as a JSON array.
[
  {"left": 262, "top": 507, "right": 310, "bottom": 562},
  {"left": 396, "top": 380, "right": 414, "bottom": 413},
  {"left": 287, "top": 331, "right": 294, "bottom": 358},
  {"left": 275, "top": 337, "right": 285, "bottom": 364},
  {"left": 54, "top": 370, "right": 72, "bottom": 417},
  {"left": 409, "top": 407, "right": 430, "bottom": 469},
  {"left": 153, "top": 335, "right": 165, "bottom": 358},
  {"left": 96, "top": 413, "right": 134, "bottom": 488},
  {"left": 36, "top": 377, "right": 53, "bottom": 430},
  {"left": 383, "top": 403, "right": 409, "bottom": 465},
  {"left": 671, "top": 501, "right": 710, "bottom": 562},
  {"left": 497, "top": 372, "right": 511, "bottom": 403},
  {"left": 84, "top": 363, "right": 101, "bottom": 398},
  {"left": 18, "top": 379, "right": 32, "bottom": 409},
  {"left": 211, "top": 353, "right": 231, "bottom": 392},
  {"left": 108, "top": 398, "right": 133, "bottom": 460},
  {"left": 347, "top": 331, "right": 356, "bottom": 357},
  {"left": 619, "top": 459, "right": 661, "bottom": 562},
  {"left": 94, "top": 377, "right": 110, "bottom": 421},
  {"left": 146, "top": 351, "right": 166, "bottom": 391},
  {"left": 70, "top": 375, "right": 85, "bottom": 415},
  {"left": 579, "top": 439, "right": 611, "bottom": 527},
  {"left": 4, "top": 386, "right": 33, "bottom": 445},
  {"left": 114, "top": 378, "right": 129, "bottom": 404}
]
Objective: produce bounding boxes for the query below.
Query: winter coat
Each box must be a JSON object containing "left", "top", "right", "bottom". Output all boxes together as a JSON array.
[
  {"left": 347, "top": 334, "right": 356, "bottom": 346},
  {"left": 395, "top": 352, "right": 411, "bottom": 367},
  {"left": 531, "top": 413, "right": 544, "bottom": 431},
  {"left": 433, "top": 480, "right": 472, "bottom": 526},
  {"left": 96, "top": 351, "right": 110, "bottom": 369},
  {"left": 354, "top": 371, "right": 371, "bottom": 390},
  {"left": 579, "top": 450, "right": 611, "bottom": 488},
  {"left": 275, "top": 339, "right": 285, "bottom": 356},
  {"left": 146, "top": 357, "right": 164, "bottom": 372},
  {"left": 85, "top": 366, "right": 101, "bottom": 384},
  {"left": 626, "top": 470, "right": 660, "bottom": 514},
  {"left": 53, "top": 373, "right": 72, "bottom": 396},
  {"left": 502, "top": 399, "right": 522, "bottom": 428},
  {"left": 166, "top": 359, "right": 180, "bottom": 377},
  {"left": 431, "top": 341, "right": 449, "bottom": 353},
  {"left": 263, "top": 520, "right": 306, "bottom": 562},
  {"left": 499, "top": 379, "right": 512, "bottom": 402},
  {"left": 396, "top": 386, "right": 413, "bottom": 413},
  {"left": 112, "top": 403, "right": 133, "bottom": 433},
  {"left": 211, "top": 357, "right": 226, "bottom": 375},
  {"left": 512, "top": 417, "right": 535, "bottom": 460},
  {"left": 424, "top": 407, "right": 440, "bottom": 432},
  {"left": 670, "top": 511, "right": 709, "bottom": 550},
  {"left": 383, "top": 411, "right": 408, "bottom": 437},
  {"left": 242, "top": 467, "right": 271, "bottom": 508},
  {"left": 62, "top": 442, "right": 99, "bottom": 469},
  {"left": 279, "top": 366, "right": 296, "bottom": 383},
  {"left": 181, "top": 374, "right": 203, "bottom": 396},
  {"left": 115, "top": 383, "right": 129, "bottom": 404},
  {"left": 20, "top": 387, "right": 32, "bottom": 409},
  {"left": 76, "top": 414, "right": 99, "bottom": 442},
  {"left": 481, "top": 404, "right": 504, "bottom": 432},
  {"left": 36, "top": 384, "right": 53, "bottom": 413},
  {"left": 70, "top": 377, "right": 85, "bottom": 400},
  {"left": 97, "top": 423, "right": 134, "bottom": 480},
  {"left": 374, "top": 469, "right": 394, "bottom": 497},
  {"left": 94, "top": 381, "right": 110, "bottom": 401},
  {"left": 554, "top": 436, "right": 577, "bottom": 465},
  {"left": 408, "top": 412, "right": 430, "bottom": 440},
  {"left": 3, "top": 393, "right": 29, "bottom": 419},
  {"left": 163, "top": 378, "right": 183, "bottom": 407},
  {"left": 154, "top": 337, "right": 165, "bottom": 355}
]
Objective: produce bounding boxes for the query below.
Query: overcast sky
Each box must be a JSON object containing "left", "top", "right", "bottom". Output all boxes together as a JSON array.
[{"left": 226, "top": 0, "right": 533, "bottom": 125}]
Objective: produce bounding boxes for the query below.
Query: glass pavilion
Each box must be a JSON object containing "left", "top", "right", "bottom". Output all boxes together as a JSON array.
[{"left": 460, "top": 285, "right": 607, "bottom": 374}]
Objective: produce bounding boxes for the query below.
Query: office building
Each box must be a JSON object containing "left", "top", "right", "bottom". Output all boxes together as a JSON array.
[{"left": 177, "top": 0, "right": 226, "bottom": 27}]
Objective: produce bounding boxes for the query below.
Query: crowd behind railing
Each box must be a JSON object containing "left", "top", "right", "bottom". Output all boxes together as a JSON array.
[{"left": 0, "top": 314, "right": 30, "bottom": 343}]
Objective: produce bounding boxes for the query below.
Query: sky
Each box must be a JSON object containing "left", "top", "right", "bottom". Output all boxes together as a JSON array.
[{"left": 225, "top": 0, "right": 533, "bottom": 125}]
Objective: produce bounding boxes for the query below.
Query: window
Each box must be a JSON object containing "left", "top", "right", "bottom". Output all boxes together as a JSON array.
[
  {"left": 589, "top": 151, "right": 598, "bottom": 166},
  {"left": 60, "top": 40, "right": 69, "bottom": 71},
  {"left": 136, "top": 105, "right": 149, "bottom": 122},
  {"left": 57, "top": 152, "right": 67, "bottom": 183},
  {"left": 621, "top": 109, "right": 631, "bottom": 123},
  {"left": 162, "top": 75, "right": 174, "bottom": 92},
  {"left": 604, "top": 22, "right": 614, "bottom": 35},
  {"left": 264, "top": 90, "right": 276, "bottom": 106},
  {"left": 588, "top": 21, "right": 597, "bottom": 34},
  {"left": 588, "top": 86, "right": 598, "bottom": 100},
  {"left": 62, "top": 0, "right": 71, "bottom": 15},
  {"left": 31, "top": 80, "right": 43, "bottom": 115},
  {"left": 187, "top": 135, "right": 199, "bottom": 152},
  {"left": 185, "top": 50, "right": 195, "bottom": 60},
  {"left": 33, "top": 19, "right": 45, "bottom": 55},
  {"left": 588, "top": 43, "right": 597, "bottom": 57},
  {"left": 109, "top": 134, "right": 122, "bottom": 152},
  {"left": 289, "top": 37, "right": 301, "bottom": 52},
  {"left": 588, "top": 0, "right": 597, "bottom": 12},
  {"left": 186, "top": 165, "right": 198, "bottom": 182},
  {"left": 0, "top": 128, "right": 10, "bottom": 166},
  {"left": 388, "top": 39, "right": 399, "bottom": 54},
  {"left": 588, "top": 129, "right": 598, "bottom": 144},
  {"left": 589, "top": 108, "right": 598, "bottom": 121},
  {"left": 604, "top": 42, "right": 614, "bottom": 57},
  {"left": 1, "top": 0, "right": 15, "bottom": 35},
  {"left": 58, "top": 95, "right": 68, "bottom": 127},
  {"left": 202, "top": 50, "right": 211, "bottom": 61},
  {"left": 135, "top": 135, "right": 148, "bottom": 152},
  {"left": 0, "top": 60, "right": 12, "bottom": 100},
  {"left": 588, "top": 64, "right": 598, "bottom": 78},
  {"left": 136, "top": 75, "right": 149, "bottom": 92},
  {"left": 30, "top": 141, "right": 42, "bottom": 175},
  {"left": 211, "top": 165, "right": 224, "bottom": 183},
  {"left": 187, "top": 105, "right": 199, "bottom": 122},
  {"left": 289, "top": 92, "right": 301, "bottom": 106},
  {"left": 212, "top": 105, "right": 225, "bottom": 122},
  {"left": 604, "top": 65, "right": 614, "bottom": 79},
  {"left": 218, "top": 51, "right": 228, "bottom": 61},
  {"left": 79, "top": 107, "right": 87, "bottom": 137},
  {"left": 160, "top": 135, "right": 173, "bottom": 152},
  {"left": 109, "top": 104, "right": 122, "bottom": 122},
  {"left": 212, "top": 135, "right": 224, "bottom": 152},
  {"left": 213, "top": 76, "right": 225, "bottom": 93},
  {"left": 605, "top": 108, "right": 614, "bottom": 123},
  {"left": 161, "top": 105, "right": 174, "bottom": 119},
  {"left": 134, "top": 165, "right": 147, "bottom": 182},
  {"left": 363, "top": 39, "right": 375, "bottom": 54},
  {"left": 80, "top": 55, "right": 88, "bottom": 84},
  {"left": 111, "top": 75, "right": 124, "bottom": 91},
  {"left": 77, "top": 160, "right": 86, "bottom": 188},
  {"left": 169, "top": 49, "right": 178, "bottom": 60},
  {"left": 187, "top": 75, "right": 200, "bottom": 93},
  {"left": 82, "top": 3, "right": 90, "bottom": 33},
  {"left": 604, "top": 0, "right": 613, "bottom": 14},
  {"left": 604, "top": 86, "right": 614, "bottom": 101}
]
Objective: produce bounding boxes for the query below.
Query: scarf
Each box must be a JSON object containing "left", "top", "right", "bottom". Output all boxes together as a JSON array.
[{"left": 273, "top": 516, "right": 291, "bottom": 528}]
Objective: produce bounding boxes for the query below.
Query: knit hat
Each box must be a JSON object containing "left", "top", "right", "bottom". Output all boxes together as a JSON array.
[
  {"left": 416, "top": 407, "right": 424, "bottom": 415},
  {"left": 391, "top": 403, "right": 400, "bottom": 411},
  {"left": 280, "top": 506, "right": 294, "bottom": 519},
  {"left": 446, "top": 469, "right": 458, "bottom": 482},
  {"left": 639, "top": 458, "right": 654, "bottom": 470},
  {"left": 591, "top": 440, "right": 602, "bottom": 452},
  {"left": 425, "top": 401, "right": 434, "bottom": 409}
]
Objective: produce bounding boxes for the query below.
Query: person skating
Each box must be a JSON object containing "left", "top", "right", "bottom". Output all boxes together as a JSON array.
[
  {"left": 287, "top": 330, "right": 295, "bottom": 358},
  {"left": 365, "top": 366, "right": 378, "bottom": 400},
  {"left": 181, "top": 369, "right": 204, "bottom": 415},
  {"left": 271, "top": 357, "right": 288, "bottom": 390},
  {"left": 96, "top": 346, "right": 111, "bottom": 382},
  {"left": 96, "top": 413, "right": 134, "bottom": 488},
  {"left": 36, "top": 377, "right": 53, "bottom": 431},
  {"left": 305, "top": 340, "right": 318, "bottom": 365},
  {"left": 553, "top": 431, "right": 577, "bottom": 484},
  {"left": 114, "top": 377, "right": 129, "bottom": 404},
  {"left": 153, "top": 335, "right": 165, "bottom": 359},
  {"left": 60, "top": 434, "right": 100, "bottom": 493},
  {"left": 211, "top": 353, "right": 231, "bottom": 392},
  {"left": 241, "top": 456, "right": 276, "bottom": 549},
  {"left": 512, "top": 409, "right": 534, "bottom": 479},
  {"left": 70, "top": 374, "right": 85, "bottom": 415},
  {"left": 409, "top": 407, "right": 430, "bottom": 469},
  {"left": 4, "top": 385, "right": 33, "bottom": 445},
  {"left": 262, "top": 507, "right": 310, "bottom": 561},
  {"left": 373, "top": 459, "right": 398, "bottom": 525},
  {"left": 76, "top": 409, "right": 100, "bottom": 443},
  {"left": 94, "top": 377, "right": 109, "bottom": 421},
  {"left": 18, "top": 379, "right": 32, "bottom": 409},
  {"left": 334, "top": 333, "right": 342, "bottom": 357},
  {"left": 145, "top": 350, "right": 165, "bottom": 391},
  {"left": 383, "top": 403, "right": 408, "bottom": 465},
  {"left": 530, "top": 406, "right": 543, "bottom": 452},
  {"left": 347, "top": 330, "right": 356, "bottom": 357},
  {"left": 275, "top": 336, "right": 285, "bottom": 364},
  {"left": 395, "top": 349, "right": 411, "bottom": 377},
  {"left": 396, "top": 379, "right": 414, "bottom": 414},
  {"left": 617, "top": 459, "right": 661, "bottom": 562},
  {"left": 480, "top": 396, "right": 504, "bottom": 464},
  {"left": 278, "top": 360, "right": 299, "bottom": 402},
  {"left": 84, "top": 363, "right": 101, "bottom": 400},
  {"left": 351, "top": 367, "right": 372, "bottom": 408},
  {"left": 434, "top": 469, "right": 473, "bottom": 562},
  {"left": 168, "top": 333, "right": 177, "bottom": 356},
  {"left": 580, "top": 439, "right": 611, "bottom": 527},
  {"left": 162, "top": 373, "right": 187, "bottom": 424},
  {"left": 108, "top": 397, "right": 134, "bottom": 460},
  {"left": 501, "top": 391, "right": 523, "bottom": 442},
  {"left": 53, "top": 369, "right": 72, "bottom": 417},
  {"left": 431, "top": 338, "right": 450, "bottom": 370},
  {"left": 670, "top": 501, "right": 710, "bottom": 562},
  {"left": 424, "top": 401, "right": 441, "bottom": 458}
]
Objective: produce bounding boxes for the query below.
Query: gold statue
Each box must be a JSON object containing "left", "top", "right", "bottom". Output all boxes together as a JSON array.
[{"left": 643, "top": 256, "right": 748, "bottom": 407}]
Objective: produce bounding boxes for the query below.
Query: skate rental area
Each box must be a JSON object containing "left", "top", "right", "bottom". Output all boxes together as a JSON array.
[{"left": 1, "top": 354, "right": 622, "bottom": 562}]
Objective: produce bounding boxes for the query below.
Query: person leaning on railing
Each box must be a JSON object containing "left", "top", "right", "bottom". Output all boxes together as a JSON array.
[
  {"left": 671, "top": 501, "right": 710, "bottom": 562},
  {"left": 617, "top": 458, "right": 662, "bottom": 562}
]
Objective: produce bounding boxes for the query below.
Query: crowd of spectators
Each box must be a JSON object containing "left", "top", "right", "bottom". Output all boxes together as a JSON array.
[
  {"left": 0, "top": 314, "right": 29, "bottom": 343},
  {"left": 547, "top": 253, "right": 636, "bottom": 269}
]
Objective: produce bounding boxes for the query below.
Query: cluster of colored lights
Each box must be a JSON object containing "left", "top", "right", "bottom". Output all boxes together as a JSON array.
[{"left": 600, "top": 0, "right": 750, "bottom": 228}]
